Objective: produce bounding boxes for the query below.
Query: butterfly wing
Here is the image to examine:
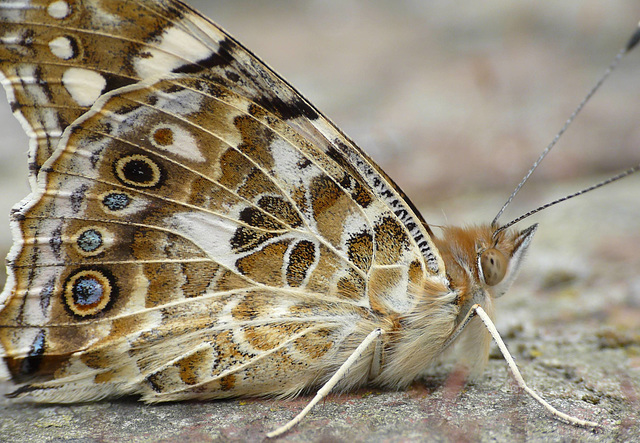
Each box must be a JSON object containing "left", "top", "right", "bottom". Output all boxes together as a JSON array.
[{"left": 0, "top": 0, "right": 447, "bottom": 402}]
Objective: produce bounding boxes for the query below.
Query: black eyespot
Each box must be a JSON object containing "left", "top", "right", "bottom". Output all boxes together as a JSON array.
[
  {"left": 123, "top": 159, "right": 153, "bottom": 182},
  {"left": 114, "top": 154, "right": 163, "bottom": 188}
]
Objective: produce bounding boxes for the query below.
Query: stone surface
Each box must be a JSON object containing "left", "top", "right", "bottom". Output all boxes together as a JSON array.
[{"left": 0, "top": 1, "right": 639, "bottom": 442}]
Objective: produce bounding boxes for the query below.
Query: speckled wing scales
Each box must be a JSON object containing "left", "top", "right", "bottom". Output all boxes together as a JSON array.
[
  {"left": 0, "top": 0, "right": 266, "bottom": 184},
  {"left": 0, "top": 0, "right": 446, "bottom": 402}
]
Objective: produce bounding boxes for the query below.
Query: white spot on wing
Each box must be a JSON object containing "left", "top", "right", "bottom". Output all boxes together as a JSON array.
[
  {"left": 0, "top": 32, "right": 22, "bottom": 45},
  {"left": 270, "top": 137, "right": 322, "bottom": 188},
  {"left": 166, "top": 211, "right": 239, "bottom": 271},
  {"left": 149, "top": 124, "right": 205, "bottom": 162},
  {"left": 62, "top": 68, "right": 106, "bottom": 107},
  {"left": 48, "top": 36, "right": 74, "bottom": 60},
  {"left": 341, "top": 212, "right": 371, "bottom": 250},
  {"left": 133, "top": 25, "right": 215, "bottom": 78},
  {"left": 47, "top": 1, "right": 70, "bottom": 19},
  {"left": 167, "top": 210, "right": 314, "bottom": 275}
]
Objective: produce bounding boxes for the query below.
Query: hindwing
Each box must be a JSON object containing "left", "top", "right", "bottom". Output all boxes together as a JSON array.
[{"left": 0, "top": 0, "right": 448, "bottom": 401}]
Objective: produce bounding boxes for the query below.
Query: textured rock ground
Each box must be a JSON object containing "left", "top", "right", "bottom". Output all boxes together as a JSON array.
[{"left": 0, "top": 1, "right": 639, "bottom": 442}]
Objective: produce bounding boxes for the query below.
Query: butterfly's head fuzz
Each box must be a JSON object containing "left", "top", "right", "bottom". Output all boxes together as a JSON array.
[
  {"left": 380, "top": 223, "right": 537, "bottom": 384},
  {"left": 409, "top": 223, "right": 537, "bottom": 376},
  {"left": 434, "top": 223, "right": 537, "bottom": 302}
]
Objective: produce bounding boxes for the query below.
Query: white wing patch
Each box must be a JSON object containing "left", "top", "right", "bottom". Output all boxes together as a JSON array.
[
  {"left": 61, "top": 68, "right": 107, "bottom": 107},
  {"left": 48, "top": 36, "right": 74, "bottom": 60},
  {"left": 149, "top": 123, "right": 205, "bottom": 162},
  {"left": 47, "top": 1, "right": 71, "bottom": 20},
  {"left": 166, "top": 211, "right": 243, "bottom": 271},
  {"left": 133, "top": 25, "right": 216, "bottom": 78}
]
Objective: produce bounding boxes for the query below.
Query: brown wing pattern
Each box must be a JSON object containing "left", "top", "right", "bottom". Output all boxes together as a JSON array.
[{"left": 0, "top": 0, "right": 447, "bottom": 401}]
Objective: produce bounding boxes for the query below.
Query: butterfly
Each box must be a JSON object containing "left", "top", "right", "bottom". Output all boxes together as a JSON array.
[{"left": 1, "top": 0, "right": 637, "bottom": 438}]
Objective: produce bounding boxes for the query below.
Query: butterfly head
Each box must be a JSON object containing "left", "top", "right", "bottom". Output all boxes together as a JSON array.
[{"left": 434, "top": 223, "right": 538, "bottom": 302}]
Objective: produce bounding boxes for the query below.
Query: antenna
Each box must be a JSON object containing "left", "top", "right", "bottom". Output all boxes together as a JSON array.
[
  {"left": 494, "top": 163, "right": 640, "bottom": 235},
  {"left": 491, "top": 23, "right": 640, "bottom": 229}
]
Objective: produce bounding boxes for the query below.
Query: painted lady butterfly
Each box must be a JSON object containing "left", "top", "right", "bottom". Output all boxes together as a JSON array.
[{"left": 1, "top": 0, "right": 639, "bottom": 439}]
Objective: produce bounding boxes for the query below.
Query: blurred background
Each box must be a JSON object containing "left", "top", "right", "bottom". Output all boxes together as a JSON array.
[{"left": 0, "top": 0, "right": 639, "bottom": 331}]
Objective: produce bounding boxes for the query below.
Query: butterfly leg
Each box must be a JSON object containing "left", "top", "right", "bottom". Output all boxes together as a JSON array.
[
  {"left": 471, "top": 304, "right": 601, "bottom": 429},
  {"left": 267, "top": 327, "right": 385, "bottom": 438}
]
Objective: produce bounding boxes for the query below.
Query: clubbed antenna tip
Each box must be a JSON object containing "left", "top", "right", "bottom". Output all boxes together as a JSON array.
[{"left": 626, "top": 23, "right": 640, "bottom": 51}]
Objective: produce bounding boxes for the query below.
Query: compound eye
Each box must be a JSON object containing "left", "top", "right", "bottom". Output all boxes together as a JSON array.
[{"left": 480, "top": 248, "right": 507, "bottom": 286}]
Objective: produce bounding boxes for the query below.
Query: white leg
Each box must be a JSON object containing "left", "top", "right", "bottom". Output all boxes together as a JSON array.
[
  {"left": 267, "top": 327, "right": 384, "bottom": 438},
  {"left": 473, "top": 304, "right": 601, "bottom": 429}
]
